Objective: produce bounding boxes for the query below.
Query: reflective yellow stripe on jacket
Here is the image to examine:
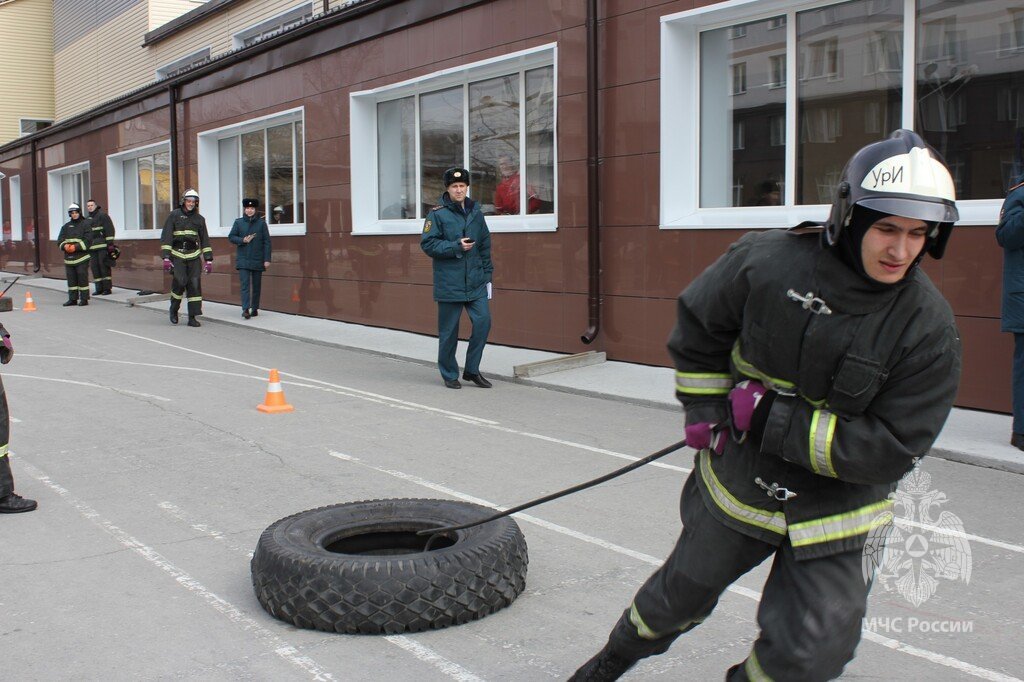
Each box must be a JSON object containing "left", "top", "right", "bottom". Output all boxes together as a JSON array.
[
  {"left": 675, "top": 371, "right": 732, "bottom": 396},
  {"left": 809, "top": 409, "right": 839, "bottom": 477},
  {"left": 788, "top": 501, "right": 893, "bottom": 548},
  {"left": 699, "top": 450, "right": 787, "bottom": 535},
  {"left": 744, "top": 651, "right": 773, "bottom": 682}
]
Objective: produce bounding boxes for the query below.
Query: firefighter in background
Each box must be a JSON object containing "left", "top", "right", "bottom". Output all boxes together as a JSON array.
[
  {"left": 0, "top": 321, "right": 37, "bottom": 513},
  {"left": 160, "top": 189, "right": 212, "bottom": 328},
  {"left": 570, "top": 130, "right": 962, "bottom": 681},
  {"left": 57, "top": 203, "right": 93, "bottom": 306},
  {"left": 86, "top": 199, "right": 116, "bottom": 295}
]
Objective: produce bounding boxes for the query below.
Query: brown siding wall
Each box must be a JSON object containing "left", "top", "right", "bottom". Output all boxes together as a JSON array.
[{"left": 0, "top": 0, "right": 1012, "bottom": 413}]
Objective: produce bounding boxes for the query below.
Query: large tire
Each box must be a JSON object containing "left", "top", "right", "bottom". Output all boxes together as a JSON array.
[{"left": 251, "top": 498, "right": 528, "bottom": 634}]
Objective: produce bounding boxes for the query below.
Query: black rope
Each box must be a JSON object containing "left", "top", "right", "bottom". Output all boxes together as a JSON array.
[{"left": 418, "top": 439, "right": 688, "bottom": 549}]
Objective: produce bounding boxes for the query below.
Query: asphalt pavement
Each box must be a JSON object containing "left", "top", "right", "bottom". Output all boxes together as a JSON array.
[{"left": 0, "top": 276, "right": 1021, "bottom": 681}]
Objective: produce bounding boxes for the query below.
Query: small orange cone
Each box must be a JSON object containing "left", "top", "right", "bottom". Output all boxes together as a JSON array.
[
  {"left": 291, "top": 285, "right": 300, "bottom": 303},
  {"left": 257, "top": 369, "right": 294, "bottom": 413},
  {"left": 23, "top": 291, "right": 37, "bottom": 312}
]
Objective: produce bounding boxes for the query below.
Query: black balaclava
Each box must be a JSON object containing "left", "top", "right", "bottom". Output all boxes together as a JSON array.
[{"left": 831, "top": 205, "right": 934, "bottom": 286}]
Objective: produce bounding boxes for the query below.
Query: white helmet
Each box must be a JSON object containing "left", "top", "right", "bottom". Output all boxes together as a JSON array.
[
  {"left": 182, "top": 189, "right": 200, "bottom": 202},
  {"left": 67, "top": 203, "right": 81, "bottom": 216}
]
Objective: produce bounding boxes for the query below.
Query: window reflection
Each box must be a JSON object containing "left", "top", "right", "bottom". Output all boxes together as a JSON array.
[
  {"left": 797, "top": 0, "right": 902, "bottom": 204},
  {"left": 524, "top": 66, "right": 555, "bottom": 215},
  {"left": 420, "top": 86, "right": 464, "bottom": 215},
  {"left": 700, "top": 17, "right": 787, "bottom": 208},
  {"left": 377, "top": 97, "right": 415, "bottom": 219},
  {"left": 470, "top": 75, "right": 519, "bottom": 216},
  {"left": 917, "top": 0, "right": 1024, "bottom": 197},
  {"left": 267, "top": 123, "right": 294, "bottom": 223}
]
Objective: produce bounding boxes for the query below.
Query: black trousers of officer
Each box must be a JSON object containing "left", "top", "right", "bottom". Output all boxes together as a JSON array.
[
  {"left": 90, "top": 249, "right": 112, "bottom": 293},
  {"left": 605, "top": 475, "right": 870, "bottom": 681},
  {"left": 0, "top": 376, "right": 16, "bottom": 498},
  {"left": 239, "top": 268, "right": 263, "bottom": 312},
  {"left": 169, "top": 256, "right": 203, "bottom": 317},
  {"left": 65, "top": 260, "right": 90, "bottom": 302}
]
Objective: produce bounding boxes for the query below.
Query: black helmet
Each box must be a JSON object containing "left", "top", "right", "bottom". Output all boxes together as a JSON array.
[{"left": 825, "top": 129, "right": 958, "bottom": 259}]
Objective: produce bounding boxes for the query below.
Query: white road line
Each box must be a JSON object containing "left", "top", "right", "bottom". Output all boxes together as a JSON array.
[
  {"left": 328, "top": 450, "right": 1022, "bottom": 682},
  {"left": 157, "top": 501, "right": 255, "bottom": 558},
  {"left": 3, "top": 373, "right": 172, "bottom": 401},
  {"left": 101, "top": 334, "right": 1024, "bottom": 555},
  {"left": 20, "top": 462, "right": 336, "bottom": 682},
  {"left": 383, "top": 636, "right": 486, "bottom": 682}
]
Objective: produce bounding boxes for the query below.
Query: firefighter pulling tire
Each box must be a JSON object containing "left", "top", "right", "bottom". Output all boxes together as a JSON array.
[{"left": 251, "top": 498, "right": 528, "bottom": 634}]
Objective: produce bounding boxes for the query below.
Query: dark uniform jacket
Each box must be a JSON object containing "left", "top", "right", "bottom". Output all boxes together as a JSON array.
[
  {"left": 997, "top": 175, "right": 1024, "bottom": 333},
  {"left": 87, "top": 206, "right": 115, "bottom": 253},
  {"left": 672, "top": 229, "right": 961, "bottom": 560},
  {"left": 57, "top": 217, "right": 93, "bottom": 266},
  {"left": 160, "top": 208, "right": 212, "bottom": 262},
  {"left": 420, "top": 194, "right": 493, "bottom": 303},
  {"left": 228, "top": 214, "right": 271, "bottom": 270}
]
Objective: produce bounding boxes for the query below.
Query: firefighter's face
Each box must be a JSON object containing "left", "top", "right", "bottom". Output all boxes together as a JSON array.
[
  {"left": 184, "top": 198, "right": 197, "bottom": 210},
  {"left": 86, "top": 201, "right": 96, "bottom": 213},
  {"left": 447, "top": 182, "right": 468, "bottom": 202},
  {"left": 861, "top": 215, "right": 928, "bottom": 284}
]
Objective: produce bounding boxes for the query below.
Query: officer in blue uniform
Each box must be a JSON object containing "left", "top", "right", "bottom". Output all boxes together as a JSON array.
[{"left": 420, "top": 167, "right": 494, "bottom": 389}]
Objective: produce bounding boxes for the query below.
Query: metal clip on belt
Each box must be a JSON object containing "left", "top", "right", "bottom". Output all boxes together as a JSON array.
[
  {"left": 786, "top": 289, "right": 832, "bottom": 316},
  {"left": 755, "top": 476, "right": 797, "bottom": 501}
]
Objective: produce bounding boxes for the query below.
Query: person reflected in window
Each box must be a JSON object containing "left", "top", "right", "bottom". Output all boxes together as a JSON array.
[
  {"left": 493, "top": 155, "right": 541, "bottom": 215},
  {"left": 271, "top": 205, "right": 287, "bottom": 224},
  {"left": 229, "top": 198, "right": 272, "bottom": 320},
  {"left": 997, "top": 172, "right": 1024, "bottom": 451},
  {"left": 755, "top": 180, "right": 781, "bottom": 206}
]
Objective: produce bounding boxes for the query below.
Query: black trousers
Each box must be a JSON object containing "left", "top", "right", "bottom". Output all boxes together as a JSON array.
[
  {"left": 239, "top": 268, "right": 263, "bottom": 311},
  {"left": 0, "top": 376, "right": 15, "bottom": 498},
  {"left": 606, "top": 474, "right": 870, "bottom": 681},
  {"left": 65, "top": 260, "right": 90, "bottom": 302},
  {"left": 90, "top": 249, "right": 112, "bottom": 293},
  {"left": 169, "top": 256, "right": 203, "bottom": 317}
]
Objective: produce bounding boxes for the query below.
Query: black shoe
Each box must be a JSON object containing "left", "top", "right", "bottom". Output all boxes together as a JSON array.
[
  {"left": 170, "top": 311, "right": 179, "bottom": 324},
  {"left": 63, "top": 300, "right": 77, "bottom": 307},
  {"left": 99, "top": 290, "right": 112, "bottom": 296},
  {"left": 463, "top": 372, "right": 493, "bottom": 388},
  {"left": 78, "top": 299, "right": 88, "bottom": 306},
  {"left": 1012, "top": 433, "right": 1024, "bottom": 451},
  {"left": 250, "top": 309, "right": 258, "bottom": 317},
  {"left": 0, "top": 493, "right": 38, "bottom": 513},
  {"left": 444, "top": 378, "right": 462, "bottom": 389},
  {"left": 187, "top": 317, "right": 201, "bottom": 328},
  {"left": 94, "top": 289, "right": 103, "bottom": 296},
  {"left": 569, "top": 645, "right": 637, "bottom": 682},
  {"left": 242, "top": 309, "right": 251, "bottom": 319}
]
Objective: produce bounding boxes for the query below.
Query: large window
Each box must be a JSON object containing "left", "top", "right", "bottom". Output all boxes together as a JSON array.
[
  {"left": 46, "top": 163, "right": 90, "bottom": 239},
  {"left": 351, "top": 45, "right": 557, "bottom": 234},
  {"left": 197, "top": 108, "right": 305, "bottom": 234},
  {"left": 663, "top": 0, "right": 1017, "bottom": 228},
  {"left": 8, "top": 176, "right": 22, "bottom": 241},
  {"left": 107, "top": 143, "right": 173, "bottom": 237}
]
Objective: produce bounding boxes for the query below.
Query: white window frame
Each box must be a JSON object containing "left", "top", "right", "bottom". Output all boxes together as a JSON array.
[
  {"left": 8, "top": 175, "right": 22, "bottom": 241},
  {"left": 350, "top": 43, "right": 558, "bottom": 235},
  {"left": 46, "top": 162, "right": 90, "bottom": 240},
  {"left": 107, "top": 141, "right": 173, "bottom": 240},
  {"left": 232, "top": 2, "right": 315, "bottom": 49},
  {"left": 660, "top": 0, "right": 998, "bottom": 229},
  {"left": 196, "top": 107, "right": 306, "bottom": 236},
  {"left": 156, "top": 47, "right": 212, "bottom": 80}
]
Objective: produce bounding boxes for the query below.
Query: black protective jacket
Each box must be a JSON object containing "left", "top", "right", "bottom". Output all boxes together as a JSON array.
[
  {"left": 87, "top": 206, "right": 115, "bottom": 253},
  {"left": 671, "top": 229, "right": 961, "bottom": 559},
  {"left": 57, "top": 217, "right": 93, "bottom": 266},
  {"left": 160, "top": 207, "right": 212, "bottom": 262}
]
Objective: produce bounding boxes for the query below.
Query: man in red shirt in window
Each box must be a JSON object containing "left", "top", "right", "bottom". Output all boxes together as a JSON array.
[{"left": 493, "top": 155, "right": 541, "bottom": 215}]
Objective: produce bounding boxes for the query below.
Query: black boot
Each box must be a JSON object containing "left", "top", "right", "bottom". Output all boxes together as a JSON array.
[
  {"left": 63, "top": 299, "right": 77, "bottom": 307},
  {"left": 242, "top": 309, "right": 251, "bottom": 319},
  {"left": 0, "top": 493, "right": 38, "bottom": 513},
  {"left": 78, "top": 298, "right": 88, "bottom": 306},
  {"left": 187, "top": 316, "right": 201, "bottom": 327},
  {"left": 250, "top": 309, "right": 258, "bottom": 317},
  {"left": 170, "top": 310, "right": 179, "bottom": 324},
  {"left": 569, "top": 644, "right": 637, "bottom": 681}
]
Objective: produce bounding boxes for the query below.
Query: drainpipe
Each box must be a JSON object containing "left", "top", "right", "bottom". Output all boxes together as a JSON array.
[
  {"left": 580, "top": 0, "right": 601, "bottom": 344},
  {"left": 168, "top": 85, "right": 179, "bottom": 203},
  {"left": 31, "top": 139, "right": 40, "bottom": 273}
]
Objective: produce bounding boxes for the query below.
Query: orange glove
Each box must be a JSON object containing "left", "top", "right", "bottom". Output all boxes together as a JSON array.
[{"left": 64, "top": 243, "right": 76, "bottom": 253}]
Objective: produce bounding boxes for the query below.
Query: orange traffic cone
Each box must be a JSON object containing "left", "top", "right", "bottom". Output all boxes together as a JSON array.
[
  {"left": 291, "top": 285, "right": 300, "bottom": 303},
  {"left": 23, "top": 291, "right": 37, "bottom": 312},
  {"left": 257, "top": 369, "right": 294, "bottom": 413}
]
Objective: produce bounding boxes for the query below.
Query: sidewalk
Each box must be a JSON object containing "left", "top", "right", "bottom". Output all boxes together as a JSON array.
[{"left": 10, "top": 273, "right": 1023, "bottom": 475}]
